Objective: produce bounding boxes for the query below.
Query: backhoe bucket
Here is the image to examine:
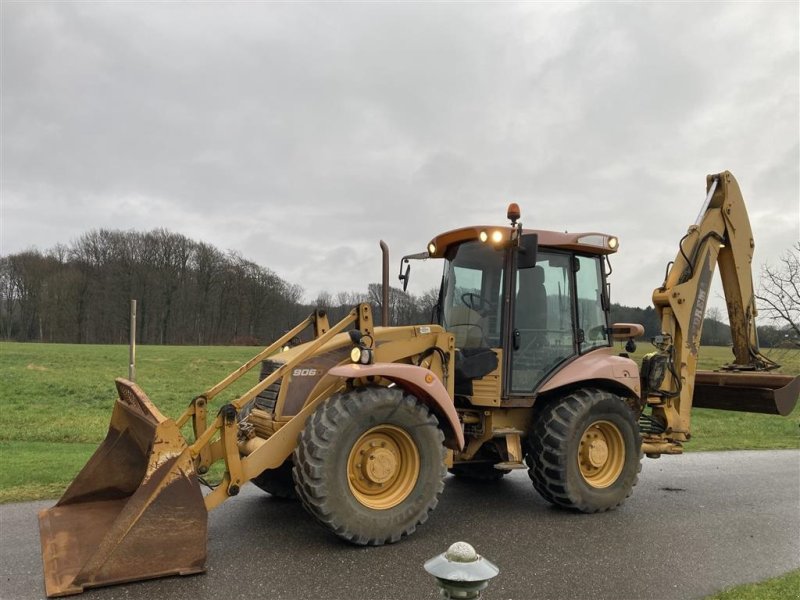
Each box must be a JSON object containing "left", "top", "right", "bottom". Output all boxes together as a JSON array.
[
  {"left": 38, "top": 379, "right": 207, "bottom": 597},
  {"left": 693, "top": 371, "right": 799, "bottom": 416}
]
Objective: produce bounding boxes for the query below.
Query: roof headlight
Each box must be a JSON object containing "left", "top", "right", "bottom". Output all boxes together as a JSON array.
[
  {"left": 491, "top": 230, "right": 503, "bottom": 243},
  {"left": 479, "top": 230, "right": 488, "bottom": 243},
  {"left": 427, "top": 242, "right": 437, "bottom": 255},
  {"left": 577, "top": 233, "right": 619, "bottom": 252}
]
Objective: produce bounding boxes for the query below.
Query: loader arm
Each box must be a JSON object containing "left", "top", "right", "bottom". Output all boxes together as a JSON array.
[
  {"left": 38, "top": 304, "right": 370, "bottom": 597},
  {"left": 645, "top": 171, "right": 798, "bottom": 455}
]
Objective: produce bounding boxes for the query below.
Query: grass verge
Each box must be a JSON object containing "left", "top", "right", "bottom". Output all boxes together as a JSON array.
[
  {"left": 705, "top": 569, "right": 800, "bottom": 600},
  {"left": 0, "top": 342, "right": 797, "bottom": 504}
]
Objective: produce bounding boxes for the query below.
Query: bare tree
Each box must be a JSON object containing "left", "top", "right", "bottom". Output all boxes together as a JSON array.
[
  {"left": 756, "top": 242, "right": 800, "bottom": 347},
  {"left": 1, "top": 228, "right": 309, "bottom": 345},
  {"left": 0, "top": 256, "right": 17, "bottom": 339},
  {"left": 701, "top": 306, "right": 730, "bottom": 346}
]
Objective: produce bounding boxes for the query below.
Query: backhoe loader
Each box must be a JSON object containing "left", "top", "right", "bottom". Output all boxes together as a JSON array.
[{"left": 38, "top": 171, "right": 799, "bottom": 597}]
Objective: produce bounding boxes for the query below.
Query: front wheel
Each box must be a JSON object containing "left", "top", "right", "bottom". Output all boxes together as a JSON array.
[
  {"left": 293, "top": 386, "right": 446, "bottom": 545},
  {"left": 527, "top": 388, "right": 641, "bottom": 512}
]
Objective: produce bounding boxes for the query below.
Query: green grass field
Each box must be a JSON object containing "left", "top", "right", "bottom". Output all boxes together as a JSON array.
[
  {"left": 705, "top": 569, "right": 800, "bottom": 600},
  {"left": 0, "top": 342, "right": 263, "bottom": 502},
  {"left": 0, "top": 341, "right": 797, "bottom": 503}
]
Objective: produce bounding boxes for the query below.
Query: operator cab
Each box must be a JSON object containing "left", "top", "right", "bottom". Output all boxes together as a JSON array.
[{"left": 428, "top": 208, "right": 619, "bottom": 402}]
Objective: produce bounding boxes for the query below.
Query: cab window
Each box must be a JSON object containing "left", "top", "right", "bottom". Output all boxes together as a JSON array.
[
  {"left": 441, "top": 241, "right": 505, "bottom": 348},
  {"left": 511, "top": 251, "right": 576, "bottom": 392},
  {"left": 575, "top": 255, "right": 609, "bottom": 352}
]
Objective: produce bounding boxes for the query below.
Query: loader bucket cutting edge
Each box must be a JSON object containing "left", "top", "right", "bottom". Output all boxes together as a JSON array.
[
  {"left": 38, "top": 379, "right": 208, "bottom": 597},
  {"left": 693, "top": 370, "right": 800, "bottom": 416}
]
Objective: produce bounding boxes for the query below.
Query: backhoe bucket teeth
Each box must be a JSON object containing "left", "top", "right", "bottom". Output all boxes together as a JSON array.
[
  {"left": 693, "top": 371, "right": 800, "bottom": 416},
  {"left": 38, "top": 379, "right": 207, "bottom": 597}
]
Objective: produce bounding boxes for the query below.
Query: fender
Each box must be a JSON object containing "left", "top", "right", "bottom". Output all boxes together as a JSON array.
[
  {"left": 328, "top": 362, "right": 464, "bottom": 451},
  {"left": 538, "top": 348, "right": 641, "bottom": 399}
]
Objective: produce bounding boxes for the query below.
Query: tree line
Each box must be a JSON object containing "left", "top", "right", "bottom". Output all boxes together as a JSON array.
[
  {"left": 1, "top": 230, "right": 306, "bottom": 345},
  {"left": 609, "top": 296, "right": 797, "bottom": 348},
  {"left": 0, "top": 229, "right": 435, "bottom": 345},
  {"left": 1, "top": 228, "right": 796, "bottom": 347}
]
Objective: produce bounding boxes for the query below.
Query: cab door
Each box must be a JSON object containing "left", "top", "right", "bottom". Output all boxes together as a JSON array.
[{"left": 509, "top": 251, "right": 577, "bottom": 394}]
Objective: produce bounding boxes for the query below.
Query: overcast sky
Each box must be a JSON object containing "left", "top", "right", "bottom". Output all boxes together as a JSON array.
[{"left": 2, "top": 1, "right": 798, "bottom": 314}]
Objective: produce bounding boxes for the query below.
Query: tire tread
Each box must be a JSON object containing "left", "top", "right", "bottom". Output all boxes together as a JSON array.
[
  {"left": 293, "top": 387, "right": 445, "bottom": 545},
  {"left": 526, "top": 388, "right": 642, "bottom": 512}
]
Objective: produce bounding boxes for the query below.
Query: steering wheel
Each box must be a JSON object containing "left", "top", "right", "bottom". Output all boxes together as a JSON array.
[{"left": 461, "top": 292, "right": 497, "bottom": 315}]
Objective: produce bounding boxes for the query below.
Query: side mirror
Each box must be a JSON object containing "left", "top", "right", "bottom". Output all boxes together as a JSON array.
[
  {"left": 611, "top": 323, "right": 644, "bottom": 342},
  {"left": 517, "top": 234, "right": 538, "bottom": 268},
  {"left": 399, "top": 261, "right": 411, "bottom": 292},
  {"left": 397, "top": 251, "right": 429, "bottom": 293},
  {"left": 609, "top": 323, "right": 645, "bottom": 340},
  {"left": 610, "top": 323, "right": 643, "bottom": 354}
]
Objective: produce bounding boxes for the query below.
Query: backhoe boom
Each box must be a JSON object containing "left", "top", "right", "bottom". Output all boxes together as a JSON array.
[{"left": 645, "top": 171, "right": 798, "bottom": 455}]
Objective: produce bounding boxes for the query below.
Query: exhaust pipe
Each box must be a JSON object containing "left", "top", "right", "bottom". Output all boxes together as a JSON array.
[{"left": 380, "top": 240, "right": 390, "bottom": 327}]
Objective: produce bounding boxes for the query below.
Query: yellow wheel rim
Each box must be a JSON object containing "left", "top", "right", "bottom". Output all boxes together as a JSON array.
[
  {"left": 577, "top": 420, "right": 625, "bottom": 489},
  {"left": 347, "top": 425, "right": 420, "bottom": 510}
]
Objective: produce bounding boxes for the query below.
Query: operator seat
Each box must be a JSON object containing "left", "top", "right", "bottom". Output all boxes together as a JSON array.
[
  {"left": 448, "top": 304, "right": 496, "bottom": 396},
  {"left": 512, "top": 265, "right": 548, "bottom": 391},
  {"left": 516, "top": 266, "right": 547, "bottom": 332}
]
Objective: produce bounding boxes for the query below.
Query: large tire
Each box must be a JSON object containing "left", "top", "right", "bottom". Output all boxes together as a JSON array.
[
  {"left": 251, "top": 459, "right": 297, "bottom": 499},
  {"left": 527, "top": 388, "right": 642, "bottom": 512},
  {"left": 293, "top": 386, "right": 446, "bottom": 545}
]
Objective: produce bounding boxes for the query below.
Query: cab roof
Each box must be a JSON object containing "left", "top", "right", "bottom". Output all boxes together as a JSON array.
[{"left": 426, "top": 225, "right": 619, "bottom": 258}]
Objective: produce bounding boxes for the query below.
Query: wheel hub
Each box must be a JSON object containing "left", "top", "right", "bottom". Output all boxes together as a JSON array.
[
  {"left": 363, "top": 447, "right": 398, "bottom": 484},
  {"left": 587, "top": 439, "right": 609, "bottom": 467},
  {"left": 578, "top": 420, "right": 625, "bottom": 489},
  {"left": 347, "top": 425, "right": 420, "bottom": 510}
]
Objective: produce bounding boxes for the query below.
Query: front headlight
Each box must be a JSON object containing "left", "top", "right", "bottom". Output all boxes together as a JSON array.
[
  {"left": 350, "top": 346, "right": 373, "bottom": 364},
  {"left": 350, "top": 347, "right": 363, "bottom": 363}
]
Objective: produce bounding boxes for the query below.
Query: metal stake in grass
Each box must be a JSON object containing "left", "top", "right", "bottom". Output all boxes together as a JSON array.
[{"left": 129, "top": 299, "right": 137, "bottom": 382}]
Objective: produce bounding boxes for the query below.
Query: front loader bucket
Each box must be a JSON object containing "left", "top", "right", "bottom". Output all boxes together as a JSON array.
[
  {"left": 38, "top": 379, "right": 207, "bottom": 597},
  {"left": 693, "top": 370, "right": 800, "bottom": 416}
]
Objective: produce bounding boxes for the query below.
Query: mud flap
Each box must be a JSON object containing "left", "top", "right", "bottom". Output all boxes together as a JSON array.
[
  {"left": 693, "top": 371, "right": 799, "bottom": 416},
  {"left": 38, "top": 379, "right": 207, "bottom": 597}
]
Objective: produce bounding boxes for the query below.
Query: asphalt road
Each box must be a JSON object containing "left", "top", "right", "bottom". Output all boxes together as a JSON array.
[{"left": 2, "top": 450, "right": 798, "bottom": 600}]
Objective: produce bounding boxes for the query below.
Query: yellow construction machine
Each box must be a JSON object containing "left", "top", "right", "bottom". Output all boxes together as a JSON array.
[{"left": 38, "top": 171, "right": 799, "bottom": 596}]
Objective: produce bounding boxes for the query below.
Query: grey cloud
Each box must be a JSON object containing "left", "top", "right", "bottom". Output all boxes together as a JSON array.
[{"left": 2, "top": 1, "right": 797, "bottom": 311}]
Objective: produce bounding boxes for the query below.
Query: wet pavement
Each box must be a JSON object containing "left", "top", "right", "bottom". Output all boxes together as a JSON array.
[{"left": 2, "top": 449, "right": 798, "bottom": 600}]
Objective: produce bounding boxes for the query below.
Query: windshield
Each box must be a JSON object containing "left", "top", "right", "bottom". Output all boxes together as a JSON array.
[{"left": 440, "top": 240, "right": 505, "bottom": 348}]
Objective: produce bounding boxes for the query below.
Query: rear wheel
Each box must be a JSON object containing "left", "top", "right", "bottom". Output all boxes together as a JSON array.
[
  {"left": 527, "top": 388, "right": 641, "bottom": 512},
  {"left": 293, "top": 386, "right": 446, "bottom": 545}
]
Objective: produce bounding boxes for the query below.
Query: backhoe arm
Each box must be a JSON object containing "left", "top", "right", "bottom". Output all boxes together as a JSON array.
[{"left": 644, "top": 171, "right": 797, "bottom": 455}]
